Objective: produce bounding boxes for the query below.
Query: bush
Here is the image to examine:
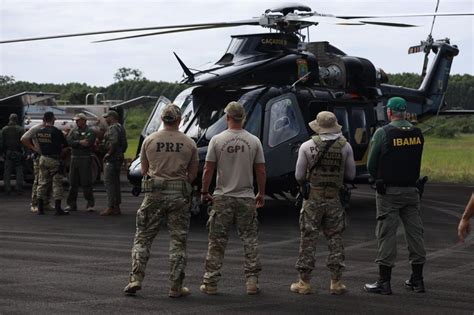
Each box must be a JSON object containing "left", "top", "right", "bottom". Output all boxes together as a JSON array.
[{"left": 432, "top": 124, "right": 457, "bottom": 138}]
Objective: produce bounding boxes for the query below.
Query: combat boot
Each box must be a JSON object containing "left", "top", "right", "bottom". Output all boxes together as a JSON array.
[
  {"left": 100, "top": 207, "right": 115, "bottom": 216},
  {"left": 200, "top": 283, "right": 218, "bottom": 295},
  {"left": 37, "top": 199, "right": 45, "bottom": 215},
  {"left": 330, "top": 280, "right": 347, "bottom": 295},
  {"left": 124, "top": 281, "right": 142, "bottom": 295},
  {"left": 405, "top": 264, "right": 425, "bottom": 293},
  {"left": 246, "top": 276, "right": 259, "bottom": 295},
  {"left": 54, "top": 200, "right": 70, "bottom": 216},
  {"left": 290, "top": 279, "right": 312, "bottom": 295},
  {"left": 169, "top": 286, "right": 190, "bottom": 298},
  {"left": 364, "top": 265, "right": 392, "bottom": 295},
  {"left": 112, "top": 206, "right": 122, "bottom": 215}
]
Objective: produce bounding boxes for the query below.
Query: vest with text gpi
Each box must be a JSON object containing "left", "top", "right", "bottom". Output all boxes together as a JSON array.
[
  {"left": 308, "top": 135, "right": 347, "bottom": 189},
  {"left": 377, "top": 124, "right": 424, "bottom": 186}
]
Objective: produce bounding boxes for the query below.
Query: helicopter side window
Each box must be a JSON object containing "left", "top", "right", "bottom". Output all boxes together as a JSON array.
[
  {"left": 351, "top": 108, "right": 369, "bottom": 144},
  {"left": 268, "top": 98, "right": 300, "bottom": 147},
  {"left": 244, "top": 102, "right": 262, "bottom": 136},
  {"left": 334, "top": 107, "right": 350, "bottom": 140},
  {"left": 143, "top": 100, "right": 167, "bottom": 136}
]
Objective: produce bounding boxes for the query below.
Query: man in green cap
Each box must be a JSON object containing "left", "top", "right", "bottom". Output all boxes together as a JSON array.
[
  {"left": 100, "top": 110, "right": 127, "bottom": 216},
  {"left": 364, "top": 96, "right": 426, "bottom": 295},
  {"left": 66, "top": 113, "right": 96, "bottom": 212},
  {"left": 1, "top": 113, "right": 24, "bottom": 195}
]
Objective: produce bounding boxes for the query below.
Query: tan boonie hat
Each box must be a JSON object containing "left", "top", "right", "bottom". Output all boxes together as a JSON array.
[
  {"left": 73, "top": 113, "right": 88, "bottom": 121},
  {"left": 161, "top": 104, "right": 181, "bottom": 123},
  {"left": 224, "top": 101, "right": 246, "bottom": 121},
  {"left": 102, "top": 110, "right": 119, "bottom": 119},
  {"left": 309, "top": 111, "right": 342, "bottom": 134}
]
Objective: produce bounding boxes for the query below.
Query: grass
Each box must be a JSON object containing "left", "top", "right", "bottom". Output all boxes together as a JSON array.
[
  {"left": 422, "top": 134, "right": 474, "bottom": 184},
  {"left": 125, "top": 138, "right": 139, "bottom": 160}
]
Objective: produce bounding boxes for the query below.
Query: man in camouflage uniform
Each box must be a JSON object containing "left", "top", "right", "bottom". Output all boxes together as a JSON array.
[
  {"left": 200, "top": 101, "right": 266, "bottom": 295},
  {"left": 66, "top": 113, "right": 96, "bottom": 212},
  {"left": 364, "top": 97, "right": 426, "bottom": 295},
  {"left": 34, "top": 112, "right": 69, "bottom": 215},
  {"left": 21, "top": 122, "right": 52, "bottom": 212},
  {"left": 100, "top": 110, "right": 127, "bottom": 216},
  {"left": 1, "top": 113, "right": 24, "bottom": 195},
  {"left": 291, "top": 111, "right": 355, "bottom": 295},
  {"left": 123, "top": 104, "right": 198, "bottom": 298}
]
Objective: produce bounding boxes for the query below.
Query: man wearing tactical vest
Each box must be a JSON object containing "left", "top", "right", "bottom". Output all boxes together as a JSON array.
[
  {"left": 364, "top": 96, "right": 426, "bottom": 295},
  {"left": 100, "top": 110, "right": 127, "bottom": 216},
  {"left": 35, "top": 112, "right": 69, "bottom": 216},
  {"left": 1, "top": 113, "right": 24, "bottom": 195},
  {"left": 66, "top": 113, "right": 96, "bottom": 212},
  {"left": 199, "top": 101, "right": 266, "bottom": 296},
  {"left": 123, "top": 104, "right": 198, "bottom": 298},
  {"left": 291, "top": 111, "right": 355, "bottom": 295}
]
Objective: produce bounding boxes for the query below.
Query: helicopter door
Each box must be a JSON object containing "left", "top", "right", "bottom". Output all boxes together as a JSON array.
[
  {"left": 141, "top": 96, "right": 171, "bottom": 137},
  {"left": 263, "top": 93, "right": 309, "bottom": 179}
]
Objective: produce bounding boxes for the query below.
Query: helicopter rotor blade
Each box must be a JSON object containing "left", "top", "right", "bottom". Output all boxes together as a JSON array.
[
  {"left": 92, "top": 24, "right": 254, "bottom": 43},
  {"left": 359, "top": 21, "right": 418, "bottom": 27},
  {"left": 0, "top": 19, "right": 259, "bottom": 44},
  {"left": 287, "top": 15, "right": 365, "bottom": 25},
  {"left": 334, "top": 12, "right": 474, "bottom": 19}
]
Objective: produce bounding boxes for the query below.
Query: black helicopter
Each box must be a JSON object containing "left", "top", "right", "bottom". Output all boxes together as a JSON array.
[{"left": 1, "top": 3, "right": 472, "bottom": 201}]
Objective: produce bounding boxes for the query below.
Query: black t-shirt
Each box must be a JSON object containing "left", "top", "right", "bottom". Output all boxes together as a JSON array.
[{"left": 36, "top": 125, "right": 68, "bottom": 156}]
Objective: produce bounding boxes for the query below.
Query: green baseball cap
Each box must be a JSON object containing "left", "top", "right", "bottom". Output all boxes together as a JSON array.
[{"left": 387, "top": 97, "right": 407, "bottom": 112}]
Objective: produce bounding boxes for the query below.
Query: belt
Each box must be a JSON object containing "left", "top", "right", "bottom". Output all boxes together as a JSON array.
[
  {"left": 71, "top": 155, "right": 92, "bottom": 159},
  {"left": 311, "top": 182, "right": 339, "bottom": 189},
  {"left": 42, "top": 155, "right": 60, "bottom": 160}
]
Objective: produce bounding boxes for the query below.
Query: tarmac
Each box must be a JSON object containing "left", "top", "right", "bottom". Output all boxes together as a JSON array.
[{"left": 0, "top": 179, "right": 473, "bottom": 314}]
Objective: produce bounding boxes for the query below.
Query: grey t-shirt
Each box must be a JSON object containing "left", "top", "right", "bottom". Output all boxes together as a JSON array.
[
  {"left": 206, "top": 129, "right": 265, "bottom": 198},
  {"left": 21, "top": 123, "right": 43, "bottom": 153},
  {"left": 295, "top": 133, "right": 356, "bottom": 183}
]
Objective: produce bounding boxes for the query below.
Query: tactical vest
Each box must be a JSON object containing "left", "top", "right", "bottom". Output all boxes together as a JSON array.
[
  {"left": 378, "top": 124, "right": 424, "bottom": 186},
  {"left": 107, "top": 124, "right": 128, "bottom": 154},
  {"left": 37, "top": 126, "right": 63, "bottom": 156},
  {"left": 70, "top": 127, "right": 94, "bottom": 156},
  {"left": 2, "top": 124, "right": 23, "bottom": 151},
  {"left": 308, "top": 135, "right": 347, "bottom": 188}
]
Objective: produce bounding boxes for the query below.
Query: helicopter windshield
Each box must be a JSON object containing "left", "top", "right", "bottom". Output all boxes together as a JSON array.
[
  {"left": 143, "top": 98, "right": 168, "bottom": 136},
  {"left": 204, "top": 93, "right": 261, "bottom": 141}
]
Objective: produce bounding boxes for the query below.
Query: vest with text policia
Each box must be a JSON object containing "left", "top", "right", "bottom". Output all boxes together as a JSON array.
[
  {"left": 378, "top": 124, "right": 424, "bottom": 186},
  {"left": 309, "top": 135, "right": 347, "bottom": 189}
]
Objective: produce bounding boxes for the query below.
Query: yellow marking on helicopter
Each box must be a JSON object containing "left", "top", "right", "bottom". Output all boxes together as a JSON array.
[{"left": 260, "top": 38, "right": 287, "bottom": 45}]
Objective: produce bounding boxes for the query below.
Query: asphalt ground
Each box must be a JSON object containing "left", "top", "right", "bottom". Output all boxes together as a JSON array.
[{"left": 0, "top": 179, "right": 473, "bottom": 314}]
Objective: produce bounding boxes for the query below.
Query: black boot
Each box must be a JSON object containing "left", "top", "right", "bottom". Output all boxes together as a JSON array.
[
  {"left": 37, "top": 199, "right": 45, "bottom": 215},
  {"left": 405, "top": 264, "right": 425, "bottom": 293},
  {"left": 364, "top": 265, "right": 392, "bottom": 295},
  {"left": 54, "top": 200, "right": 69, "bottom": 216}
]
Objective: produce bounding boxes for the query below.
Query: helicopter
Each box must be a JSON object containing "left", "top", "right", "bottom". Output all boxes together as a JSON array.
[{"left": 1, "top": 2, "right": 472, "bottom": 202}]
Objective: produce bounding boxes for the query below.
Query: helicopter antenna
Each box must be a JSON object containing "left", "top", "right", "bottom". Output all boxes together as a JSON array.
[
  {"left": 173, "top": 52, "right": 194, "bottom": 82},
  {"left": 420, "top": 0, "right": 441, "bottom": 80}
]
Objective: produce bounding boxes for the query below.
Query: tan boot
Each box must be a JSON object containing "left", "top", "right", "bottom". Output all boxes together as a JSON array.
[
  {"left": 290, "top": 279, "right": 312, "bottom": 295},
  {"left": 246, "top": 276, "right": 259, "bottom": 295},
  {"left": 330, "top": 280, "right": 347, "bottom": 295},
  {"left": 124, "top": 281, "right": 142, "bottom": 295},
  {"left": 169, "top": 286, "right": 190, "bottom": 298},
  {"left": 200, "top": 283, "right": 218, "bottom": 295},
  {"left": 100, "top": 207, "right": 115, "bottom": 216}
]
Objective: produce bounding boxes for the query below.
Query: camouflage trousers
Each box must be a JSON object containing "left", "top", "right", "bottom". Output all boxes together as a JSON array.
[
  {"left": 375, "top": 187, "right": 426, "bottom": 267},
  {"left": 31, "top": 156, "right": 51, "bottom": 207},
  {"left": 295, "top": 188, "right": 346, "bottom": 281},
  {"left": 38, "top": 156, "right": 63, "bottom": 201},
  {"left": 67, "top": 156, "right": 94, "bottom": 208},
  {"left": 203, "top": 195, "right": 261, "bottom": 285},
  {"left": 3, "top": 150, "right": 23, "bottom": 193},
  {"left": 104, "top": 160, "right": 122, "bottom": 208},
  {"left": 129, "top": 191, "right": 191, "bottom": 289}
]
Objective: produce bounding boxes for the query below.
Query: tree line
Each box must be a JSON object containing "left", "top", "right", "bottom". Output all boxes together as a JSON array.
[{"left": 1, "top": 70, "right": 472, "bottom": 109}]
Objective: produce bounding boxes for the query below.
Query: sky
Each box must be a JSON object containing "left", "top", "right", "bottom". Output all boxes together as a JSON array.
[{"left": 0, "top": 0, "right": 473, "bottom": 87}]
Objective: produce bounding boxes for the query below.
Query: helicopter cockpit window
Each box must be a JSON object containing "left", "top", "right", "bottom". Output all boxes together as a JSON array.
[
  {"left": 143, "top": 99, "right": 167, "bottom": 136},
  {"left": 334, "top": 107, "right": 350, "bottom": 140},
  {"left": 351, "top": 108, "right": 369, "bottom": 144},
  {"left": 268, "top": 98, "right": 300, "bottom": 147},
  {"left": 244, "top": 102, "right": 262, "bottom": 136}
]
